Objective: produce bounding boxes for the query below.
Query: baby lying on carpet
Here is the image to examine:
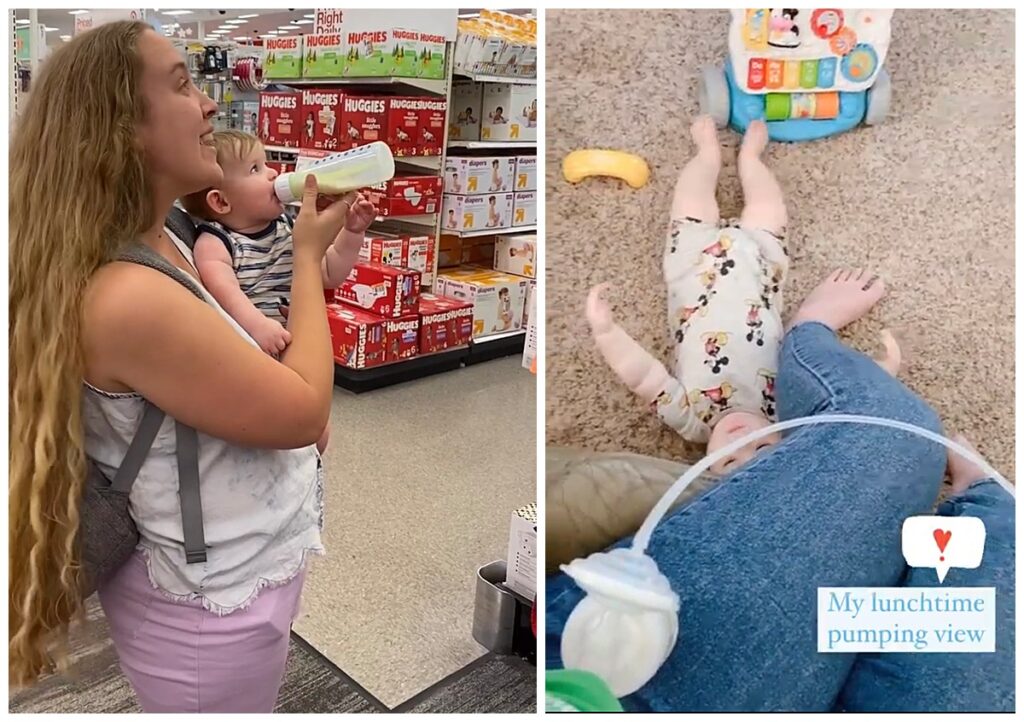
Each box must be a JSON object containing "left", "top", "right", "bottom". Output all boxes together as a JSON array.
[{"left": 586, "top": 117, "right": 901, "bottom": 474}]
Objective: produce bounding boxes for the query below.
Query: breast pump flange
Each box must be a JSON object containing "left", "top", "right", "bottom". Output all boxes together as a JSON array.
[{"left": 559, "top": 414, "right": 1014, "bottom": 699}]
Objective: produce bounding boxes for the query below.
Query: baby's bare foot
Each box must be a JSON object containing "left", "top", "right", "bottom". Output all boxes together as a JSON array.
[
  {"left": 875, "top": 329, "right": 902, "bottom": 376},
  {"left": 947, "top": 434, "right": 989, "bottom": 494},
  {"left": 788, "top": 269, "right": 886, "bottom": 332},
  {"left": 739, "top": 119, "right": 769, "bottom": 159},
  {"left": 690, "top": 115, "right": 721, "bottom": 162}
]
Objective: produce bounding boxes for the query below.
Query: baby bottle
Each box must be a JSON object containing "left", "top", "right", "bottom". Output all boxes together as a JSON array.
[{"left": 274, "top": 141, "right": 395, "bottom": 203}]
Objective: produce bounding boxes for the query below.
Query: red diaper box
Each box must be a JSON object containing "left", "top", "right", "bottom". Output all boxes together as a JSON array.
[
  {"left": 384, "top": 315, "right": 420, "bottom": 363},
  {"left": 258, "top": 91, "right": 301, "bottom": 147},
  {"left": 386, "top": 96, "right": 422, "bottom": 156},
  {"left": 364, "top": 175, "right": 442, "bottom": 217},
  {"left": 326, "top": 303, "right": 387, "bottom": 369},
  {"left": 340, "top": 94, "right": 388, "bottom": 150},
  {"left": 360, "top": 233, "right": 406, "bottom": 266},
  {"left": 335, "top": 262, "right": 421, "bottom": 318},
  {"left": 300, "top": 88, "right": 343, "bottom": 151},
  {"left": 266, "top": 161, "right": 296, "bottom": 176},
  {"left": 418, "top": 97, "right": 448, "bottom": 156},
  {"left": 418, "top": 292, "right": 474, "bottom": 353},
  {"left": 406, "top": 233, "right": 435, "bottom": 287}
]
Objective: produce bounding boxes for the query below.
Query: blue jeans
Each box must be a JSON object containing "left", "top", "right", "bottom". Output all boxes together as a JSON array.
[{"left": 546, "top": 322, "right": 1015, "bottom": 712}]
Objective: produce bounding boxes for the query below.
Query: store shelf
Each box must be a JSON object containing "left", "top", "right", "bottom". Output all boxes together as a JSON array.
[
  {"left": 446, "top": 225, "right": 536, "bottom": 238},
  {"left": 466, "top": 330, "right": 526, "bottom": 365},
  {"left": 455, "top": 71, "right": 536, "bottom": 85},
  {"left": 447, "top": 140, "right": 536, "bottom": 150},
  {"left": 375, "top": 213, "right": 438, "bottom": 226},
  {"left": 264, "top": 146, "right": 441, "bottom": 172},
  {"left": 334, "top": 346, "right": 469, "bottom": 393},
  {"left": 265, "top": 145, "right": 301, "bottom": 154},
  {"left": 273, "top": 76, "right": 447, "bottom": 95}
]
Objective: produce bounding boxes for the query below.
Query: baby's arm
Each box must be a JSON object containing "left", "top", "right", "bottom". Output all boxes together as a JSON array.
[
  {"left": 194, "top": 233, "right": 291, "bottom": 355},
  {"left": 586, "top": 284, "right": 675, "bottom": 402},
  {"left": 322, "top": 193, "right": 375, "bottom": 288}
]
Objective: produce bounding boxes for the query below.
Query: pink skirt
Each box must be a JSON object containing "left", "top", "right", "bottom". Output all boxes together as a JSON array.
[{"left": 98, "top": 551, "right": 305, "bottom": 713}]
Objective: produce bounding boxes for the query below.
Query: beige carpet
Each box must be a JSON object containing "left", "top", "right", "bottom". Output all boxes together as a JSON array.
[
  {"left": 545, "top": 9, "right": 1015, "bottom": 479},
  {"left": 295, "top": 357, "right": 536, "bottom": 707}
]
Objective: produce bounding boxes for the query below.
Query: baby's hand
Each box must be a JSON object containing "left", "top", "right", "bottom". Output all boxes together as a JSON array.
[
  {"left": 344, "top": 193, "right": 377, "bottom": 234},
  {"left": 586, "top": 283, "right": 616, "bottom": 335},
  {"left": 251, "top": 316, "right": 292, "bottom": 356}
]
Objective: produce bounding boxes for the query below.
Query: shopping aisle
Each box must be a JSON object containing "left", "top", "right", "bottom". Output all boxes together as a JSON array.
[{"left": 294, "top": 356, "right": 535, "bottom": 707}]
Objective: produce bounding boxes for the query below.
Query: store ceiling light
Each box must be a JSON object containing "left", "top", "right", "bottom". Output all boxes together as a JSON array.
[
  {"left": 43, "top": 27, "right": 58, "bottom": 32},
  {"left": 225, "top": 19, "right": 248, "bottom": 25},
  {"left": 68, "top": 9, "right": 89, "bottom": 15},
  {"left": 303, "top": 14, "right": 314, "bottom": 18},
  {"left": 238, "top": 14, "right": 260, "bottom": 19},
  {"left": 60, "top": 34, "right": 71, "bottom": 41},
  {"left": 279, "top": 25, "right": 301, "bottom": 30},
  {"left": 163, "top": 10, "right": 193, "bottom": 16},
  {"left": 16, "top": 19, "right": 29, "bottom": 25}
]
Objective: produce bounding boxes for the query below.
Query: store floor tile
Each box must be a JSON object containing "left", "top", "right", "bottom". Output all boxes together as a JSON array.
[{"left": 293, "top": 356, "right": 537, "bottom": 707}]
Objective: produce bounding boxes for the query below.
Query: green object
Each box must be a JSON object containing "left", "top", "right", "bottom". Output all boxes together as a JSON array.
[
  {"left": 264, "top": 38, "right": 303, "bottom": 79},
  {"left": 16, "top": 27, "right": 30, "bottom": 62},
  {"left": 546, "top": 669, "right": 624, "bottom": 712},
  {"left": 764, "top": 93, "right": 790, "bottom": 121},
  {"left": 303, "top": 34, "right": 345, "bottom": 78},
  {"left": 799, "top": 59, "right": 819, "bottom": 89}
]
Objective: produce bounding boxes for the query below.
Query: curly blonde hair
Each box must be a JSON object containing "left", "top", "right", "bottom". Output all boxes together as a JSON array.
[{"left": 9, "top": 20, "right": 153, "bottom": 687}]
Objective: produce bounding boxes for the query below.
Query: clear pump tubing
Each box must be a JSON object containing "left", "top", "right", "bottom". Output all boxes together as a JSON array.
[{"left": 633, "top": 414, "right": 1014, "bottom": 553}]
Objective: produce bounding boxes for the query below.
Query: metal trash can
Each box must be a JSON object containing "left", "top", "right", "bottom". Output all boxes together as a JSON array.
[{"left": 472, "top": 560, "right": 517, "bottom": 653}]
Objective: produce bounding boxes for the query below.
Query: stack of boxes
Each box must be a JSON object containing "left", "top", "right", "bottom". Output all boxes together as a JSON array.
[
  {"left": 441, "top": 155, "right": 536, "bottom": 233},
  {"left": 259, "top": 90, "right": 448, "bottom": 158},
  {"left": 447, "top": 81, "right": 537, "bottom": 143},
  {"left": 452, "top": 10, "right": 537, "bottom": 79},
  {"left": 262, "top": 29, "right": 447, "bottom": 81}
]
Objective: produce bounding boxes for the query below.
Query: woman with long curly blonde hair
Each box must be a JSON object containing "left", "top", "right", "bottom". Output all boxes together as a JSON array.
[{"left": 10, "top": 21, "right": 354, "bottom": 711}]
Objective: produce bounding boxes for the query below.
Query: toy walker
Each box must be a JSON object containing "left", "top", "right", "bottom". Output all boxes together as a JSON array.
[{"left": 699, "top": 9, "right": 894, "bottom": 141}]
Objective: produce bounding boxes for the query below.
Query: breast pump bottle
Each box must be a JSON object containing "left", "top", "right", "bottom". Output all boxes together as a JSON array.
[{"left": 273, "top": 141, "right": 395, "bottom": 203}]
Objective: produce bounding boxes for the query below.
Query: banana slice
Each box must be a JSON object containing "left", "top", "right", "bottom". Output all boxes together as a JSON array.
[{"left": 562, "top": 149, "right": 651, "bottom": 189}]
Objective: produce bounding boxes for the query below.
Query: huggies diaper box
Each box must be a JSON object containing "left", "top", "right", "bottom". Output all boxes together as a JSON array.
[
  {"left": 387, "top": 96, "right": 423, "bottom": 156},
  {"left": 301, "top": 88, "right": 343, "bottom": 151},
  {"left": 391, "top": 29, "right": 446, "bottom": 79},
  {"left": 434, "top": 268, "right": 528, "bottom": 338},
  {"left": 339, "top": 94, "right": 388, "bottom": 150},
  {"left": 343, "top": 28, "right": 393, "bottom": 77},
  {"left": 364, "top": 175, "right": 442, "bottom": 217},
  {"left": 264, "top": 36, "right": 304, "bottom": 79},
  {"left": 303, "top": 32, "right": 345, "bottom": 78},
  {"left": 442, "top": 193, "right": 513, "bottom": 232},
  {"left": 418, "top": 292, "right": 474, "bottom": 353},
  {"left": 327, "top": 304, "right": 386, "bottom": 369},
  {"left": 336, "top": 262, "right": 421, "bottom": 318},
  {"left": 258, "top": 91, "right": 301, "bottom": 147},
  {"left": 360, "top": 233, "right": 436, "bottom": 287},
  {"left": 418, "top": 97, "right": 448, "bottom": 156},
  {"left": 384, "top": 315, "right": 420, "bottom": 363},
  {"left": 493, "top": 233, "right": 537, "bottom": 278},
  {"left": 444, "top": 157, "right": 516, "bottom": 195}
]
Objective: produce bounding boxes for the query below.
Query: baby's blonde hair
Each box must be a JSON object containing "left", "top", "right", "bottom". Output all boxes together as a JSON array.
[{"left": 180, "top": 129, "right": 264, "bottom": 220}]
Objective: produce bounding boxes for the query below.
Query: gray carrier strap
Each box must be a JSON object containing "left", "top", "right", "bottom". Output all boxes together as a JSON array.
[
  {"left": 114, "top": 237, "right": 209, "bottom": 565},
  {"left": 175, "top": 421, "right": 208, "bottom": 564}
]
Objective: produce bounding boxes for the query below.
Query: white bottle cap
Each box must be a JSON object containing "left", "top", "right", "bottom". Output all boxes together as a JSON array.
[
  {"left": 560, "top": 548, "right": 679, "bottom": 698},
  {"left": 274, "top": 173, "right": 299, "bottom": 204}
]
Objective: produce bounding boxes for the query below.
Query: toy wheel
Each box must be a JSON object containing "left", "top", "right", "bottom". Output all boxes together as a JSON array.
[
  {"left": 698, "top": 65, "right": 730, "bottom": 129},
  {"left": 864, "top": 67, "right": 891, "bottom": 126}
]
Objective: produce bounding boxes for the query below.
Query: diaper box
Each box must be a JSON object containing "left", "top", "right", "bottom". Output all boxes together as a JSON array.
[
  {"left": 442, "top": 193, "right": 513, "bottom": 233},
  {"left": 418, "top": 97, "right": 448, "bottom": 155},
  {"left": 264, "top": 36, "right": 304, "bottom": 79},
  {"left": 512, "top": 191, "right": 537, "bottom": 227},
  {"left": 326, "top": 303, "right": 386, "bottom": 369},
  {"left": 384, "top": 315, "right": 420, "bottom": 363},
  {"left": 343, "top": 28, "right": 393, "bottom": 77},
  {"left": 434, "top": 268, "right": 529, "bottom": 338},
  {"left": 360, "top": 232, "right": 435, "bottom": 286},
  {"left": 505, "top": 503, "right": 537, "bottom": 599},
  {"left": 364, "top": 175, "right": 442, "bottom": 217},
  {"left": 493, "top": 233, "right": 537, "bottom": 278},
  {"left": 481, "top": 83, "right": 537, "bottom": 142},
  {"left": 336, "top": 262, "right": 421, "bottom": 319},
  {"left": 444, "top": 157, "right": 516, "bottom": 195},
  {"left": 418, "top": 292, "right": 474, "bottom": 354},
  {"left": 258, "top": 91, "right": 301, "bottom": 147},
  {"left": 339, "top": 94, "right": 388, "bottom": 150},
  {"left": 391, "top": 28, "right": 446, "bottom": 79},
  {"left": 437, "top": 233, "right": 464, "bottom": 268},
  {"left": 407, "top": 234, "right": 435, "bottom": 287},
  {"left": 300, "top": 88, "right": 343, "bottom": 151},
  {"left": 448, "top": 81, "right": 483, "bottom": 141},
  {"left": 386, "top": 96, "right": 422, "bottom": 156},
  {"left": 302, "top": 32, "right": 345, "bottom": 78},
  {"left": 514, "top": 155, "right": 537, "bottom": 191}
]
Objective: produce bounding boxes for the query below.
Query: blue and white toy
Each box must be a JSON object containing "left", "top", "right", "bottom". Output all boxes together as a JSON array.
[{"left": 699, "top": 9, "right": 894, "bottom": 142}]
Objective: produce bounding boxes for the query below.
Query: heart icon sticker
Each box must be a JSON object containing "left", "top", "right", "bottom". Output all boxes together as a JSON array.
[{"left": 933, "top": 529, "right": 952, "bottom": 553}]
